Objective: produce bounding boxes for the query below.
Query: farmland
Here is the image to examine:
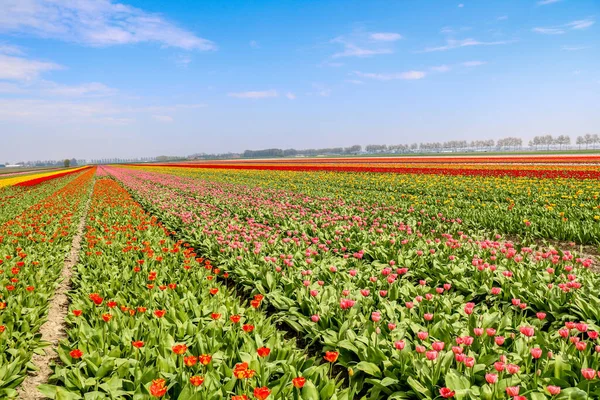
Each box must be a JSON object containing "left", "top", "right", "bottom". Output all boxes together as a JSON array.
[{"left": 1, "top": 156, "right": 599, "bottom": 399}]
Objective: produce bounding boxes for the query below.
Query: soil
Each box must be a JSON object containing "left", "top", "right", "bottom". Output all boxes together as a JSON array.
[{"left": 17, "top": 193, "right": 91, "bottom": 399}]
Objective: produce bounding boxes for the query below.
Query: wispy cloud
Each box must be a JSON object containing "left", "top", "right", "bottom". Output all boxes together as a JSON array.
[
  {"left": 353, "top": 70, "right": 426, "bottom": 81},
  {"left": 345, "top": 79, "right": 364, "bottom": 85},
  {"left": 285, "top": 92, "right": 296, "bottom": 100},
  {"left": 0, "top": 82, "right": 24, "bottom": 94},
  {"left": 0, "top": 0, "right": 215, "bottom": 50},
  {"left": 152, "top": 115, "right": 173, "bottom": 123},
  {"left": 532, "top": 27, "right": 565, "bottom": 35},
  {"left": 0, "top": 98, "right": 121, "bottom": 121},
  {"left": 430, "top": 65, "right": 451, "bottom": 73},
  {"left": 0, "top": 43, "right": 24, "bottom": 55},
  {"left": 497, "top": 16, "right": 508, "bottom": 21},
  {"left": 533, "top": 18, "right": 595, "bottom": 35},
  {"left": 462, "top": 60, "right": 486, "bottom": 67},
  {"left": 0, "top": 98, "right": 207, "bottom": 124},
  {"left": 0, "top": 54, "right": 62, "bottom": 81},
  {"left": 330, "top": 32, "right": 397, "bottom": 58},
  {"left": 458, "top": 4, "right": 464, "bottom": 8},
  {"left": 332, "top": 43, "right": 393, "bottom": 58},
  {"left": 566, "top": 19, "right": 595, "bottom": 30},
  {"left": 227, "top": 90, "right": 279, "bottom": 99},
  {"left": 40, "top": 81, "right": 117, "bottom": 97},
  {"left": 370, "top": 32, "right": 403, "bottom": 42},
  {"left": 420, "top": 38, "right": 512, "bottom": 52},
  {"left": 249, "top": 40, "right": 260, "bottom": 49},
  {"left": 537, "top": 0, "right": 561, "bottom": 5}
]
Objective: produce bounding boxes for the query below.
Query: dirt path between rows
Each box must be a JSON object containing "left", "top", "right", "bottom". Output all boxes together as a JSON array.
[{"left": 17, "top": 192, "right": 92, "bottom": 399}]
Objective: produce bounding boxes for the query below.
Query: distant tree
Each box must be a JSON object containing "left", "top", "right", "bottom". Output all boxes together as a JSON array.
[
  {"left": 344, "top": 145, "right": 362, "bottom": 154},
  {"left": 592, "top": 134, "right": 600, "bottom": 149},
  {"left": 70, "top": 158, "right": 78, "bottom": 166},
  {"left": 64, "top": 159, "right": 70, "bottom": 168}
]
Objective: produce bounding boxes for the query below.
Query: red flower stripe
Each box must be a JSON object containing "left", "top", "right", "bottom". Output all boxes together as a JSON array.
[{"left": 15, "top": 167, "right": 92, "bottom": 187}]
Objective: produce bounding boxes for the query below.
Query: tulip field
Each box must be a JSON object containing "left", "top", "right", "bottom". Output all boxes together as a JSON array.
[{"left": 1, "top": 155, "right": 600, "bottom": 399}]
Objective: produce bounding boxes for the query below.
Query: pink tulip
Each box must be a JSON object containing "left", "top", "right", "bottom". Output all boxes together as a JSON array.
[
  {"left": 581, "top": 368, "right": 596, "bottom": 380},
  {"left": 394, "top": 340, "right": 405, "bottom": 350},
  {"left": 432, "top": 342, "right": 445, "bottom": 351},
  {"left": 547, "top": 386, "right": 561, "bottom": 395},
  {"left": 506, "top": 364, "right": 520, "bottom": 374},
  {"left": 520, "top": 326, "right": 534, "bottom": 337}
]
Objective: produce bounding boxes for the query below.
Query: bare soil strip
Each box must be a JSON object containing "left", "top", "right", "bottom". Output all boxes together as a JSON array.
[{"left": 17, "top": 192, "right": 92, "bottom": 399}]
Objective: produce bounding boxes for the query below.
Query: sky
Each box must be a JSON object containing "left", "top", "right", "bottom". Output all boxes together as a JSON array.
[{"left": 0, "top": 0, "right": 598, "bottom": 162}]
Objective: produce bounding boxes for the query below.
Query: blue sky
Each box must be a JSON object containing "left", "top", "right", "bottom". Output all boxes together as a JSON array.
[{"left": 0, "top": 0, "right": 598, "bottom": 161}]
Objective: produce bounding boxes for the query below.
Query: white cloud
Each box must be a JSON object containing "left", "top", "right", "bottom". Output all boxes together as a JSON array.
[
  {"left": 430, "top": 65, "right": 451, "bottom": 72},
  {"left": 0, "top": 82, "right": 24, "bottom": 93},
  {"left": 462, "top": 61, "right": 486, "bottom": 67},
  {"left": 0, "top": 54, "right": 62, "bottom": 81},
  {"left": 40, "top": 81, "right": 117, "bottom": 97},
  {"left": 421, "top": 38, "right": 512, "bottom": 52},
  {"left": 0, "top": 98, "right": 207, "bottom": 124},
  {"left": 458, "top": 3, "right": 464, "bottom": 8},
  {"left": 354, "top": 70, "right": 426, "bottom": 81},
  {"left": 370, "top": 32, "right": 403, "bottom": 42},
  {"left": 0, "top": 0, "right": 215, "bottom": 50},
  {"left": 332, "top": 44, "right": 392, "bottom": 58},
  {"left": 227, "top": 90, "right": 279, "bottom": 99},
  {"left": 538, "top": 0, "right": 561, "bottom": 5},
  {"left": 330, "top": 34, "right": 394, "bottom": 58},
  {"left": 0, "top": 44, "right": 24, "bottom": 55},
  {"left": 533, "top": 19, "right": 595, "bottom": 35},
  {"left": 497, "top": 16, "right": 508, "bottom": 21},
  {"left": 345, "top": 79, "right": 364, "bottom": 85},
  {"left": 566, "top": 19, "right": 595, "bottom": 30},
  {"left": 152, "top": 115, "right": 173, "bottom": 122},
  {"left": 532, "top": 27, "right": 565, "bottom": 35},
  {"left": 0, "top": 99, "right": 121, "bottom": 121},
  {"left": 249, "top": 40, "right": 260, "bottom": 48},
  {"left": 285, "top": 92, "right": 296, "bottom": 100}
]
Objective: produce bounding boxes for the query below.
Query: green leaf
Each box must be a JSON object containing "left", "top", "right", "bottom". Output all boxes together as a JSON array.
[
  {"left": 356, "top": 361, "right": 381, "bottom": 377},
  {"left": 301, "top": 380, "right": 320, "bottom": 400},
  {"left": 556, "top": 388, "right": 588, "bottom": 400}
]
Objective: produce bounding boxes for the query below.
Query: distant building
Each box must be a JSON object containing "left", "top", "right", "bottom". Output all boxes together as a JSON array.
[{"left": 6, "top": 164, "right": 22, "bottom": 168}]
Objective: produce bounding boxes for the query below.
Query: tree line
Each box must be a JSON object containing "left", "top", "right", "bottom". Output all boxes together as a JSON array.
[{"left": 234, "top": 134, "right": 599, "bottom": 158}]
